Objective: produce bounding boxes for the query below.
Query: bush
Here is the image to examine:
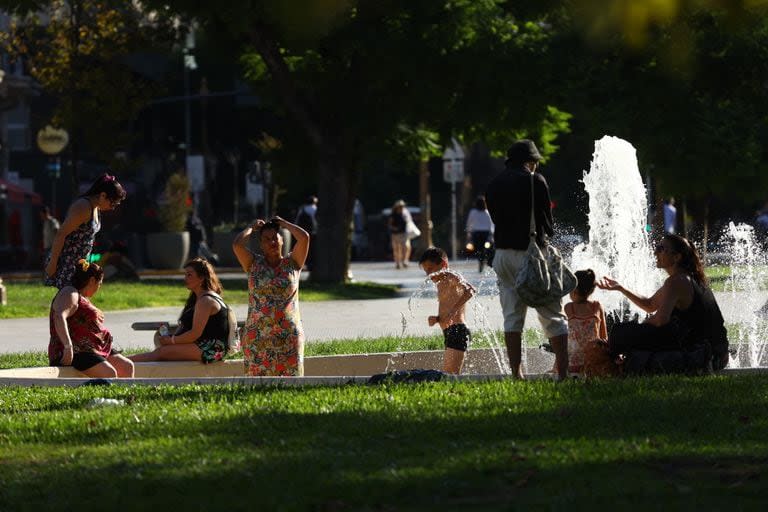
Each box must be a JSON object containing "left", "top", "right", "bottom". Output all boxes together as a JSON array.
[{"left": 158, "top": 173, "right": 191, "bottom": 232}]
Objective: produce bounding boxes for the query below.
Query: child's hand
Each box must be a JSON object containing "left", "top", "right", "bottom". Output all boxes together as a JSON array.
[{"left": 428, "top": 315, "right": 439, "bottom": 327}]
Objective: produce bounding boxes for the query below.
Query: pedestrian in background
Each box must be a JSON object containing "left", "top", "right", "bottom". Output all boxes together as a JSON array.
[
  {"left": 39, "top": 205, "right": 60, "bottom": 261},
  {"left": 295, "top": 195, "right": 318, "bottom": 270},
  {"left": 465, "top": 195, "right": 494, "bottom": 273},
  {"left": 388, "top": 199, "right": 412, "bottom": 269},
  {"left": 663, "top": 197, "right": 677, "bottom": 234}
]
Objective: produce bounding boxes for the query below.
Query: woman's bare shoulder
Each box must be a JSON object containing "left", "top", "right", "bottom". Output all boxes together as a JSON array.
[
  {"left": 53, "top": 287, "right": 79, "bottom": 311},
  {"left": 64, "top": 198, "right": 92, "bottom": 223},
  {"left": 662, "top": 273, "right": 693, "bottom": 295},
  {"left": 196, "top": 293, "right": 222, "bottom": 311}
]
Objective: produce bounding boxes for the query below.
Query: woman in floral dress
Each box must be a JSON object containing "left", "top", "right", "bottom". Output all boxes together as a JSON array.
[
  {"left": 45, "top": 173, "right": 126, "bottom": 289},
  {"left": 233, "top": 216, "right": 309, "bottom": 376}
]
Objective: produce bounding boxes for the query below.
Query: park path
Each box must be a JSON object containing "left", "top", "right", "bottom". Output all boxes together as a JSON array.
[{"left": 0, "top": 261, "right": 763, "bottom": 354}]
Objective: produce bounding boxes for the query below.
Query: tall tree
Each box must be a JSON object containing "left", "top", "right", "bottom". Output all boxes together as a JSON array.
[{"left": 148, "top": 0, "right": 570, "bottom": 282}]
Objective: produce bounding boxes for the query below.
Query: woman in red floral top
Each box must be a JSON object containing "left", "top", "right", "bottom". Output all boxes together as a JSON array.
[
  {"left": 49, "top": 260, "right": 134, "bottom": 377},
  {"left": 233, "top": 216, "right": 309, "bottom": 376}
]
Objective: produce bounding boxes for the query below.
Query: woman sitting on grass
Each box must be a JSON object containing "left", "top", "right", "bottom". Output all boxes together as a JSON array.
[
  {"left": 130, "top": 258, "right": 230, "bottom": 364},
  {"left": 49, "top": 259, "right": 134, "bottom": 378},
  {"left": 597, "top": 233, "right": 729, "bottom": 372}
]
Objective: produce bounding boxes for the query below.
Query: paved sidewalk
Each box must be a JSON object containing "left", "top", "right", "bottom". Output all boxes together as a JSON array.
[
  {"left": 0, "top": 260, "right": 505, "bottom": 354},
  {"left": 0, "top": 260, "right": 763, "bottom": 354}
]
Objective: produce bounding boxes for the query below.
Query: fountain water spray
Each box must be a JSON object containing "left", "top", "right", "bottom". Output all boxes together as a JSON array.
[
  {"left": 571, "top": 136, "right": 661, "bottom": 316},
  {"left": 718, "top": 222, "right": 768, "bottom": 368}
]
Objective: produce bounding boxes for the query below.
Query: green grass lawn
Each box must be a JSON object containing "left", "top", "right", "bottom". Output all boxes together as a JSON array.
[
  {"left": 0, "top": 264, "right": 757, "bottom": 319},
  {"left": 0, "top": 375, "right": 766, "bottom": 510},
  {"left": 706, "top": 264, "right": 768, "bottom": 292},
  {"left": 0, "top": 279, "right": 399, "bottom": 319}
]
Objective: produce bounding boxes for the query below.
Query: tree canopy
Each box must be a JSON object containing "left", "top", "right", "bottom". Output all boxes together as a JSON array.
[
  {"left": 3, "top": 0, "right": 768, "bottom": 273},
  {"left": 1, "top": 0, "right": 177, "bottom": 183},
  {"left": 140, "top": 0, "right": 574, "bottom": 281}
]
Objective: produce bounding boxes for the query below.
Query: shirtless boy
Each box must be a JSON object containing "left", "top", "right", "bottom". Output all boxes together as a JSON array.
[{"left": 419, "top": 247, "right": 477, "bottom": 374}]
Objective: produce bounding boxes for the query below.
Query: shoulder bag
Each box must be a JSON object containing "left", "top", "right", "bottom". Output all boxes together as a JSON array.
[{"left": 514, "top": 173, "right": 577, "bottom": 307}]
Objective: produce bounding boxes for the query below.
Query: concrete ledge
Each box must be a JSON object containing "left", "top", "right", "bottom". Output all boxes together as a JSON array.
[
  {"left": 0, "top": 347, "right": 550, "bottom": 380},
  {"left": 1, "top": 369, "right": 764, "bottom": 388},
  {"left": 0, "top": 374, "right": 559, "bottom": 388},
  {"left": 0, "top": 347, "right": 761, "bottom": 386}
]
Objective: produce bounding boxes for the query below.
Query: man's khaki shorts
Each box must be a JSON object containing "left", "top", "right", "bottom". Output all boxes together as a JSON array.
[{"left": 492, "top": 248, "right": 568, "bottom": 338}]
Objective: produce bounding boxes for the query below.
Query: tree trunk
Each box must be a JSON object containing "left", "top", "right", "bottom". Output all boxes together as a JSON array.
[
  {"left": 311, "top": 156, "right": 355, "bottom": 283},
  {"left": 247, "top": 25, "right": 354, "bottom": 283}
]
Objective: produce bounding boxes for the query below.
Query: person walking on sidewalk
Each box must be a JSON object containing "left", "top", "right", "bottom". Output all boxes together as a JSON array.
[
  {"left": 40, "top": 206, "right": 60, "bottom": 261},
  {"left": 388, "top": 199, "right": 412, "bottom": 269},
  {"left": 485, "top": 140, "right": 569, "bottom": 380}
]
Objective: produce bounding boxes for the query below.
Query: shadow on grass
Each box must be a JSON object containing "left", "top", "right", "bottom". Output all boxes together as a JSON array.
[{"left": 2, "top": 376, "right": 768, "bottom": 509}]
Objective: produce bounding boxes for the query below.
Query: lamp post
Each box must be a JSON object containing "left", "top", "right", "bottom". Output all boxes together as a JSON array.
[{"left": 183, "top": 29, "right": 197, "bottom": 160}]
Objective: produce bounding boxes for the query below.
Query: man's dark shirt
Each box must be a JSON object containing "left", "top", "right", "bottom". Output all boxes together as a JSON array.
[{"left": 486, "top": 166, "right": 554, "bottom": 250}]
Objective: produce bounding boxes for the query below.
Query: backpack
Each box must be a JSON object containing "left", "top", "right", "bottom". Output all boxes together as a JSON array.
[{"left": 204, "top": 293, "right": 241, "bottom": 356}]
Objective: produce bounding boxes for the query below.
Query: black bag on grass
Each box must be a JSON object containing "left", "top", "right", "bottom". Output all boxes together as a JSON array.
[{"left": 368, "top": 369, "right": 445, "bottom": 384}]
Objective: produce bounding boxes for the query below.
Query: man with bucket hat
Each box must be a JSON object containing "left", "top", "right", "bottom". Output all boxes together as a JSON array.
[{"left": 485, "top": 139, "right": 569, "bottom": 380}]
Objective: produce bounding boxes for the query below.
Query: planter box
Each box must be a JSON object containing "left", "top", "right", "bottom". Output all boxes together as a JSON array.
[
  {"left": 146, "top": 231, "right": 190, "bottom": 269},
  {"left": 213, "top": 232, "right": 241, "bottom": 267}
]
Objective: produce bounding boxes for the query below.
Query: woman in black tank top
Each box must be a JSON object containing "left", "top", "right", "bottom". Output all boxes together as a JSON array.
[
  {"left": 597, "top": 234, "right": 729, "bottom": 370},
  {"left": 130, "top": 258, "right": 230, "bottom": 364}
]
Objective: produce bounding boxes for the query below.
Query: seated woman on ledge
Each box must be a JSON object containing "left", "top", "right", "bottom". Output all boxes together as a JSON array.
[
  {"left": 49, "top": 260, "right": 134, "bottom": 378},
  {"left": 597, "top": 234, "right": 729, "bottom": 372},
  {"left": 130, "top": 258, "right": 229, "bottom": 364}
]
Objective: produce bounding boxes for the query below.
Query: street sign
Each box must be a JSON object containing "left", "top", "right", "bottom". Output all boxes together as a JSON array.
[
  {"left": 442, "top": 138, "right": 466, "bottom": 261},
  {"left": 186, "top": 155, "right": 205, "bottom": 192},
  {"left": 442, "top": 139, "right": 465, "bottom": 183},
  {"left": 45, "top": 159, "right": 61, "bottom": 178}
]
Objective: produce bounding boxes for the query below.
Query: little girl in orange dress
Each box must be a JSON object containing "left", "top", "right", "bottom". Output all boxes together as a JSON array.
[{"left": 565, "top": 269, "right": 608, "bottom": 373}]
